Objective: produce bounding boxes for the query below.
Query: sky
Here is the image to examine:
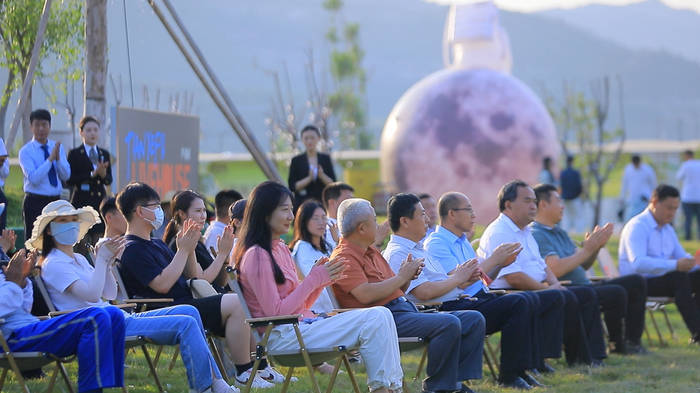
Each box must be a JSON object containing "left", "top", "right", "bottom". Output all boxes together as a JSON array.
[{"left": 425, "top": 0, "right": 700, "bottom": 13}]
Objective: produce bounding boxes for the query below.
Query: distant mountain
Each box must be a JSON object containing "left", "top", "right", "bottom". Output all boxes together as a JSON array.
[
  {"left": 541, "top": 0, "right": 700, "bottom": 64},
  {"left": 2, "top": 0, "right": 698, "bottom": 153}
]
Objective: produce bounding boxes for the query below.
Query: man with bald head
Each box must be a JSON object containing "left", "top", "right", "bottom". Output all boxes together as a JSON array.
[{"left": 331, "top": 198, "right": 485, "bottom": 393}]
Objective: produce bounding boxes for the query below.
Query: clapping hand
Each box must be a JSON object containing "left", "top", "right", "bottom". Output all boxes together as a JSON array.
[
  {"left": 217, "top": 224, "right": 235, "bottom": 256},
  {"left": 176, "top": 219, "right": 202, "bottom": 253},
  {"left": 452, "top": 258, "right": 479, "bottom": 286},
  {"left": 3, "top": 249, "right": 36, "bottom": 288},
  {"left": 398, "top": 254, "right": 424, "bottom": 282},
  {"left": 95, "top": 236, "right": 126, "bottom": 265},
  {"left": 49, "top": 142, "right": 61, "bottom": 161},
  {"left": 0, "top": 229, "right": 16, "bottom": 253},
  {"left": 328, "top": 221, "right": 340, "bottom": 244},
  {"left": 315, "top": 256, "right": 347, "bottom": 282},
  {"left": 491, "top": 242, "right": 522, "bottom": 268},
  {"left": 94, "top": 160, "right": 109, "bottom": 178}
]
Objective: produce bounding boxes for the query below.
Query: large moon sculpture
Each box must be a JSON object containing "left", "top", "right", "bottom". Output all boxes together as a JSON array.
[{"left": 380, "top": 67, "right": 560, "bottom": 224}]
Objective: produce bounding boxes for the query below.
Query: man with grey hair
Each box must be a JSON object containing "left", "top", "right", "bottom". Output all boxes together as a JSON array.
[{"left": 332, "top": 198, "right": 485, "bottom": 393}]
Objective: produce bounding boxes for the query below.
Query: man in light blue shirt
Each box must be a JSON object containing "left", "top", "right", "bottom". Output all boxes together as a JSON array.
[
  {"left": 18, "top": 109, "right": 70, "bottom": 240},
  {"left": 384, "top": 193, "right": 541, "bottom": 390},
  {"left": 619, "top": 184, "right": 700, "bottom": 343}
]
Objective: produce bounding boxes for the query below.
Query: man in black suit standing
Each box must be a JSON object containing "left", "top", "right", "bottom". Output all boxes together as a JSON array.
[{"left": 67, "top": 115, "right": 112, "bottom": 244}]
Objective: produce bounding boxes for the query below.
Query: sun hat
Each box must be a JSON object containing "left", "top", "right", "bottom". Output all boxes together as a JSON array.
[{"left": 25, "top": 200, "right": 101, "bottom": 251}]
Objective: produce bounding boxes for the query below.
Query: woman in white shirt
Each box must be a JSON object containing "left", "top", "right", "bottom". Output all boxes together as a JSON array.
[
  {"left": 32, "top": 200, "right": 239, "bottom": 393},
  {"left": 289, "top": 200, "right": 336, "bottom": 314}
]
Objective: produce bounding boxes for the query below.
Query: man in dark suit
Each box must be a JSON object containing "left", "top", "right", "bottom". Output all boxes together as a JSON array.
[
  {"left": 67, "top": 115, "right": 112, "bottom": 244},
  {"left": 287, "top": 125, "right": 336, "bottom": 210}
]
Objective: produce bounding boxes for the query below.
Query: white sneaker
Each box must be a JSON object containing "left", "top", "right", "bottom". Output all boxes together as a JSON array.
[
  {"left": 258, "top": 365, "right": 298, "bottom": 384},
  {"left": 212, "top": 378, "right": 240, "bottom": 393},
  {"left": 234, "top": 369, "right": 275, "bottom": 389}
]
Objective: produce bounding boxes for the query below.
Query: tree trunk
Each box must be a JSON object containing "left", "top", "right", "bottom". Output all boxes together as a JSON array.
[
  {"left": 593, "top": 180, "right": 603, "bottom": 230},
  {"left": 21, "top": 88, "right": 32, "bottom": 144},
  {"left": 84, "top": 0, "right": 108, "bottom": 148},
  {"left": 0, "top": 71, "right": 15, "bottom": 142}
]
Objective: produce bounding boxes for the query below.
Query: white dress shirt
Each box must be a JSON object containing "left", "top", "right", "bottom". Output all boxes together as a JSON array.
[
  {"left": 290, "top": 240, "right": 334, "bottom": 313},
  {"left": 18, "top": 138, "right": 70, "bottom": 196},
  {"left": 676, "top": 159, "right": 700, "bottom": 203},
  {"left": 477, "top": 213, "right": 548, "bottom": 289},
  {"left": 619, "top": 208, "right": 691, "bottom": 277},
  {"left": 383, "top": 234, "right": 463, "bottom": 304},
  {"left": 620, "top": 163, "right": 657, "bottom": 203}
]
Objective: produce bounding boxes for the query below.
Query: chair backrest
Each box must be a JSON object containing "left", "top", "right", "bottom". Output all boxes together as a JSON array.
[
  {"left": 31, "top": 268, "right": 58, "bottom": 314},
  {"left": 112, "top": 264, "right": 132, "bottom": 302},
  {"left": 224, "top": 267, "right": 261, "bottom": 340},
  {"left": 596, "top": 248, "right": 620, "bottom": 279}
]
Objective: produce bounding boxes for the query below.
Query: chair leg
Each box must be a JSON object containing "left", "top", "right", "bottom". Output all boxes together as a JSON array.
[
  {"left": 648, "top": 309, "right": 666, "bottom": 346},
  {"left": 644, "top": 323, "right": 652, "bottom": 346},
  {"left": 207, "top": 336, "right": 228, "bottom": 383},
  {"left": 46, "top": 363, "right": 59, "bottom": 393},
  {"left": 280, "top": 367, "right": 295, "bottom": 393},
  {"left": 56, "top": 362, "right": 75, "bottom": 393},
  {"left": 483, "top": 345, "right": 498, "bottom": 381},
  {"left": 153, "top": 345, "right": 164, "bottom": 368},
  {"left": 0, "top": 367, "right": 7, "bottom": 392},
  {"left": 292, "top": 324, "right": 321, "bottom": 393},
  {"left": 168, "top": 347, "right": 180, "bottom": 371},
  {"left": 342, "top": 355, "right": 362, "bottom": 393},
  {"left": 141, "top": 345, "right": 165, "bottom": 393},
  {"left": 324, "top": 357, "right": 344, "bottom": 393},
  {"left": 485, "top": 337, "right": 500, "bottom": 380},
  {"left": 413, "top": 346, "right": 428, "bottom": 382},
  {"left": 661, "top": 307, "right": 677, "bottom": 342}
]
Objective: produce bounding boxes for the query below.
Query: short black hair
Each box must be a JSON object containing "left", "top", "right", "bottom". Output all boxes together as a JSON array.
[
  {"left": 533, "top": 183, "right": 557, "bottom": 206},
  {"left": 322, "top": 182, "right": 355, "bottom": 209},
  {"left": 684, "top": 150, "right": 694, "bottom": 157},
  {"left": 632, "top": 155, "right": 641, "bottom": 165},
  {"left": 542, "top": 156, "right": 552, "bottom": 168},
  {"left": 99, "top": 197, "right": 118, "bottom": 218},
  {"left": 300, "top": 124, "right": 321, "bottom": 138},
  {"left": 30, "top": 109, "right": 51, "bottom": 124},
  {"left": 438, "top": 192, "right": 463, "bottom": 218},
  {"left": 116, "top": 182, "right": 161, "bottom": 221},
  {"left": 417, "top": 193, "right": 433, "bottom": 200},
  {"left": 498, "top": 180, "right": 529, "bottom": 212},
  {"left": 79, "top": 115, "right": 100, "bottom": 130},
  {"left": 566, "top": 155, "right": 574, "bottom": 165},
  {"left": 652, "top": 184, "right": 680, "bottom": 202},
  {"left": 214, "top": 189, "right": 243, "bottom": 219},
  {"left": 387, "top": 193, "right": 421, "bottom": 232},
  {"left": 229, "top": 199, "right": 247, "bottom": 221}
]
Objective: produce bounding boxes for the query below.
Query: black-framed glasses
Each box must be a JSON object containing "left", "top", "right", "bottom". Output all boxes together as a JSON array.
[{"left": 452, "top": 208, "right": 473, "bottom": 213}]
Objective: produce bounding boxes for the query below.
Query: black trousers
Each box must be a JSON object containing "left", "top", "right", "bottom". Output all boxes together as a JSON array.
[
  {"left": 0, "top": 188, "right": 7, "bottom": 231},
  {"left": 646, "top": 270, "right": 700, "bottom": 339},
  {"left": 517, "top": 290, "right": 565, "bottom": 369},
  {"left": 440, "top": 292, "right": 533, "bottom": 382},
  {"left": 592, "top": 274, "right": 647, "bottom": 347},
  {"left": 561, "top": 286, "right": 607, "bottom": 365},
  {"left": 22, "top": 193, "right": 59, "bottom": 241},
  {"left": 682, "top": 202, "right": 700, "bottom": 241}
]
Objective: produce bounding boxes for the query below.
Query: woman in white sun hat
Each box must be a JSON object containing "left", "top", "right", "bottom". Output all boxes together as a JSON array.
[{"left": 29, "top": 199, "right": 240, "bottom": 393}]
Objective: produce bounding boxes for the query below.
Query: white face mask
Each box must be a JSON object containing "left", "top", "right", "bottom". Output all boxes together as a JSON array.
[
  {"left": 50, "top": 221, "right": 80, "bottom": 246},
  {"left": 143, "top": 206, "right": 165, "bottom": 229}
]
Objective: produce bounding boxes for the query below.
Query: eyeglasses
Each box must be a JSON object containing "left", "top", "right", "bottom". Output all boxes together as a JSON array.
[
  {"left": 452, "top": 207, "right": 474, "bottom": 213},
  {"left": 138, "top": 202, "right": 161, "bottom": 210}
]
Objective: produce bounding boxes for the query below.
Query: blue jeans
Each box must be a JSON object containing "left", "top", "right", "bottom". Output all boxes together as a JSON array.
[
  {"left": 8, "top": 306, "right": 126, "bottom": 393},
  {"left": 125, "top": 305, "right": 222, "bottom": 392}
]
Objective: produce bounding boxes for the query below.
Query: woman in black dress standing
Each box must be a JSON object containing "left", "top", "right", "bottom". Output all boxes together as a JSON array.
[{"left": 287, "top": 125, "right": 336, "bottom": 209}]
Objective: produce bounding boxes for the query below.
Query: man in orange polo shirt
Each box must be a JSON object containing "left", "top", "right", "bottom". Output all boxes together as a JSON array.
[{"left": 331, "top": 198, "right": 485, "bottom": 393}]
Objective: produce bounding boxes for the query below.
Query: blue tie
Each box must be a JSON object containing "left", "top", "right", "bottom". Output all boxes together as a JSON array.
[{"left": 41, "top": 144, "right": 58, "bottom": 187}]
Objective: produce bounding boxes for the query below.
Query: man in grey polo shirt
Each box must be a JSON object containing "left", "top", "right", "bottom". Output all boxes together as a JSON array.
[{"left": 531, "top": 184, "right": 648, "bottom": 354}]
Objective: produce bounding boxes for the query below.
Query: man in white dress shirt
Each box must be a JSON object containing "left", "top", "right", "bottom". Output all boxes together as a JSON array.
[
  {"left": 676, "top": 150, "right": 700, "bottom": 241},
  {"left": 619, "top": 184, "right": 700, "bottom": 343},
  {"left": 478, "top": 180, "right": 607, "bottom": 366},
  {"left": 620, "top": 155, "right": 657, "bottom": 222},
  {"left": 203, "top": 189, "right": 242, "bottom": 256},
  {"left": 18, "top": 109, "right": 70, "bottom": 240},
  {"left": 321, "top": 182, "right": 354, "bottom": 249}
]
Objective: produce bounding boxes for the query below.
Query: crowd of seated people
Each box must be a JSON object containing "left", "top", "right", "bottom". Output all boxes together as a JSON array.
[{"left": 3, "top": 114, "right": 700, "bottom": 393}]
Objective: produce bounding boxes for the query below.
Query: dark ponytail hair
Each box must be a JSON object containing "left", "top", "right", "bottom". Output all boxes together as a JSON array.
[
  {"left": 233, "top": 181, "right": 293, "bottom": 285},
  {"left": 289, "top": 200, "right": 329, "bottom": 254},
  {"left": 39, "top": 225, "right": 57, "bottom": 264},
  {"left": 162, "top": 190, "right": 205, "bottom": 246}
]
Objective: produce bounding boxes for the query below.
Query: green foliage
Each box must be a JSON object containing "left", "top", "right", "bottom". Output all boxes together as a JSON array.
[
  {"left": 0, "top": 0, "right": 84, "bottom": 106},
  {"left": 324, "top": 1, "right": 372, "bottom": 150}
]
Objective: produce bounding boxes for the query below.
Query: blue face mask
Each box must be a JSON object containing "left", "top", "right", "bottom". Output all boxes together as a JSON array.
[{"left": 50, "top": 221, "right": 81, "bottom": 246}]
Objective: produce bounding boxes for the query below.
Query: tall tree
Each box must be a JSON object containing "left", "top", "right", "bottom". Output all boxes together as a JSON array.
[
  {"left": 84, "top": 0, "right": 107, "bottom": 147},
  {"left": 323, "top": 0, "right": 371, "bottom": 150},
  {"left": 0, "top": 0, "right": 83, "bottom": 148}
]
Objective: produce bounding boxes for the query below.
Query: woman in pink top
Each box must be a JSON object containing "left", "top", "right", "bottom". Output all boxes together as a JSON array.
[{"left": 235, "top": 181, "right": 404, "bottom": 393}]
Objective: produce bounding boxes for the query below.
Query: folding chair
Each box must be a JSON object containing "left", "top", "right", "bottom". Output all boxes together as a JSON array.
[
  {"left": 33, "top": 268, "right": 165, "bottom": 393},
  {"left": 0, "top": 318, "right": 76, "bottom": 393},
  {"left": 226, "top": 266, "right": 361, "bottom": 393},
  {"left": 588, "top": 248, "right": 677, "bottom": 346}
]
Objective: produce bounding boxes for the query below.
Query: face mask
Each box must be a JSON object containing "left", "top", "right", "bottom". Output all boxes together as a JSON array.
[
  {"left": 143, "top": 206, "right": 165, "bottom": 229},
  {"left": 50, "top": 221, "right": 81, "bottom": 246}
]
